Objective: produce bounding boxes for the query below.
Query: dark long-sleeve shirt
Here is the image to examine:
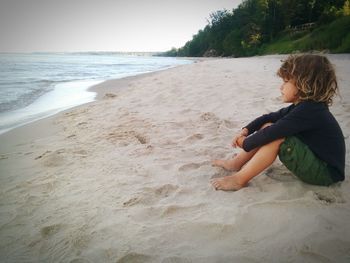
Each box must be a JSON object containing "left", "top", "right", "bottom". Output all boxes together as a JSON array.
[{"left": 242, "top": 101, "right": 345, "bottom": 182}]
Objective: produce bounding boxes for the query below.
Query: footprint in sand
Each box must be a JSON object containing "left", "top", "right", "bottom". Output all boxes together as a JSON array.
[
  {"left": 313, "top": 190, "right": 345, "bottom": 204},
  {"left": 134, "top": 133, "right": 148, "bottom": 144},
  {"left": 154, "top": 184, "right": 179, "bottom": 197},
  {"left": 107, "top": 130, "right": 149, "bottom": 145},
  {"left": 185, "top": 133, "right": 204, "bottom": 143},
  {"left": 123, "top": 184, "right": 179, "bottom": 207},
  {"left": 161, "top": 203, "right": 205, "bottom": 218},
  {"left": 36, "top": 149, "right": 66, "bottom": 167},
  {"left": 103, "top": 93, "right": 117, "bottom": 99},
  {"left": 222, "top": 119, "right": 237, "bottom": 129},
  {"left": 200, "top": 112, "right": 219, "bottom": 122},
  {"left": 35, "top": 150, "right": 52, "bottom": 160},
  {"left": 73, "top": 149, "right": 88, "bottom": 156},
  {"left": 178, "top": 161, "right": 211, "bottom": 172},
  {"left": 40, "top": 224, "right": 63, "bottom": 238},
  {"left": 123, "top": 197, "right": 142, "bottom": 207},
  {"left": 77, "top": 122, "right": 87, "bottom": 126},
  {"left": 178, "top": 163, "right": 201, "bottom": 171}
]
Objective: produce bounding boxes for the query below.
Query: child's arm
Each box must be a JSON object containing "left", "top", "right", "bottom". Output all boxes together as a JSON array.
[
  {"left": 242, "top": 103, "right": 316, "bottom": 152},
  {"left": 244, "top": 105, "right": 293, "bottom": 135}
]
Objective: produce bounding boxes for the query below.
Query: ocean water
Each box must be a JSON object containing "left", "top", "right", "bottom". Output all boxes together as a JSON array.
[{"left": 0, "top": 53, "right": 191, "bottom": 134}]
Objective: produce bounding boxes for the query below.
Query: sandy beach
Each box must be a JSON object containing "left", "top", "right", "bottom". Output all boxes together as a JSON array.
[{"left": 0, "top": 55, "right": 349, "bottom": 262}]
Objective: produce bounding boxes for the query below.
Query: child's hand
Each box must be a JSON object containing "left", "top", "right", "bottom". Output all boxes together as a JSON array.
[
  {"left": 232, "top": 128, "right": 248, "bottom": 148},
  {"left": 236, "top": 135, "right": 246, "bottom": 148}
]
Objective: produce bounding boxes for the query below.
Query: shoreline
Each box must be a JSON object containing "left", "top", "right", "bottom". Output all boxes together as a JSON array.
[
  {"left": 0, "top": 68, "right": 172, "bottom": 152},
  {"left": 0, "top": 60, "right": 197, "bottom": 148},
  {"left": 1, "top": 55, "right": 349, "bottom": 262},
  {"left": 0, "top": 54, "right": 193, "bottom": 137}
]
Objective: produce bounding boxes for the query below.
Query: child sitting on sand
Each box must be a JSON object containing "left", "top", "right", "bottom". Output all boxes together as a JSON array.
[{"left": 211, "top": 54, "right": 345, "bottom": 191}]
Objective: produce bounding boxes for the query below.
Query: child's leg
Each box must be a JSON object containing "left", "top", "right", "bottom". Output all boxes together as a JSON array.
[
  {"left": 212, "top": 148, "right": 259, "bottom": 171},
  {"left": 212, "top": 122, "right": 273, "bottom": 171},
  {"left": 211, "top": 138, "right": 284, "bottom": 191}
]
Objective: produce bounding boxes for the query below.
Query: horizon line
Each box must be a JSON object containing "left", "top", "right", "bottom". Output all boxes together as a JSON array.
[{"left": 0, "top": 50, "right": 167, "bottom": 54}]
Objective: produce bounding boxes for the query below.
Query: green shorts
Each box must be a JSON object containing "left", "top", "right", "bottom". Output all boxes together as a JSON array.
[{"left": 278, "top": 136, "right": 334, "bottom": 186}]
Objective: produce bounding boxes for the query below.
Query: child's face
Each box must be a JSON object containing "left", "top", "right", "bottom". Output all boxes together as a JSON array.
[{"left": 280, "top": 79, "right": 299, "bottom": 104}]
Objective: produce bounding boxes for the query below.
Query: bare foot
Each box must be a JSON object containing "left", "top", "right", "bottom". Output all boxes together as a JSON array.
[
  {"left": 211, "top": 158, "right": 239, "bottom": 171},
  {"left": 211, "top": 175, "right": 245, "bottom": 191}
]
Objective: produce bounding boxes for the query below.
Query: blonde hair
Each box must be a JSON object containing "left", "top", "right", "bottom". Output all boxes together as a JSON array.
[{"left": 277, "top": 54, "right": 338, "bottom": 106}]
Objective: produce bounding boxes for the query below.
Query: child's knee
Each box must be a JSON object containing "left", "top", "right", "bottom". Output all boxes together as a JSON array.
[{"left": 274, "top": 138, "right": 285, "bottom": 146}]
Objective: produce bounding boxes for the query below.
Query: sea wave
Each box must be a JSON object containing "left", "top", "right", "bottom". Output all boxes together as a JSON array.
[{"left": 0, "top": 88, "right": 50, "bottom": 113}]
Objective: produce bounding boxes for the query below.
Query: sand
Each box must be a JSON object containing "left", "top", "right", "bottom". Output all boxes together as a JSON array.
[{"left": 0, "top": 55, "right": 350, "bottom": 263}]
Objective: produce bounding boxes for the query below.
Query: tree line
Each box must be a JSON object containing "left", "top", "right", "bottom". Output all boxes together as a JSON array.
[{"left": 163, "top": 0, "right": 350, "bottom": 57}]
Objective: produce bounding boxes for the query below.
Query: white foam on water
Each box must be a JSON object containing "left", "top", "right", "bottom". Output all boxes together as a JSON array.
[{"left": 0, "top": 79, "right": 99, "bottom": 134}]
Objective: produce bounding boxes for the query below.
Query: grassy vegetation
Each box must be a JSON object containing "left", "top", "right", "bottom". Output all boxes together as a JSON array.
[
  {"left": 260, "top": 16, "right": 350, "bottom": 55},
  {"left": 260, "top": 35, "right": 296, "bottom": 54}
]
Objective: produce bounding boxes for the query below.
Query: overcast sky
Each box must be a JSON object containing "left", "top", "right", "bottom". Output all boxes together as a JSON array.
[{"left": 0, "top": 0, "right": 242, "bottom": 52}]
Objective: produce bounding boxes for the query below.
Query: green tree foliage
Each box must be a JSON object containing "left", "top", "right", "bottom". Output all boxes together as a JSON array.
[
  {"left": 164, "top": 0, "right": 349, "bottom": 57},
  {"left": 343, "top": 0, "right": 350, "bottom": 15}
]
